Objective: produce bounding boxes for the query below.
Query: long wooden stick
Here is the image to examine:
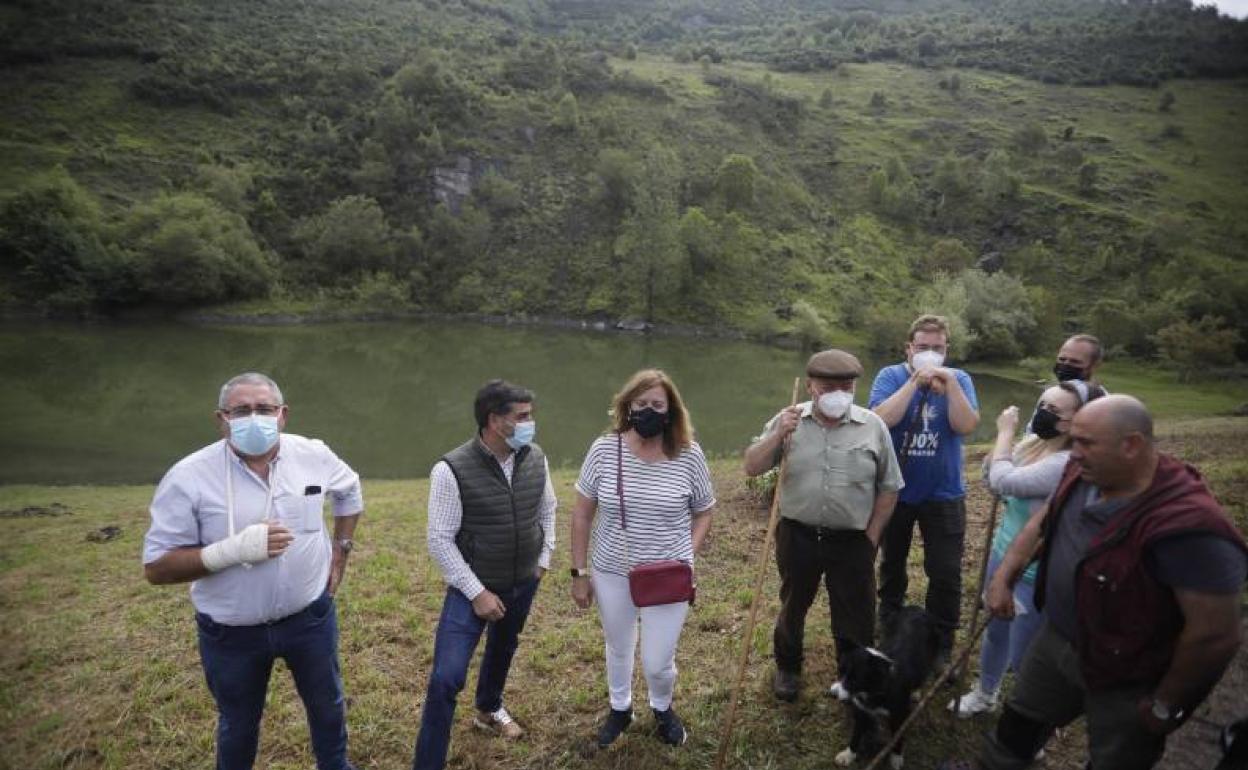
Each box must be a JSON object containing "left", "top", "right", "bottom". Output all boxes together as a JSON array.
[
  {"left": 952, "top": 492, "right": 1002, "bottom": 699},
  {"left": 861, "top": 612, "right": 993, "bottom": 770},
  {"left": 714, "top": 376, "right": 802, "bottom": 770}
]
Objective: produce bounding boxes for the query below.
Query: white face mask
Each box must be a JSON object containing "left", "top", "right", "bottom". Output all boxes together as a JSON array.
[
  {"left": 912, "top": 350, "right": 945, "bottom": 371},
  {"left": 817, "top": 390, "right": 854, "bottom": 419}
]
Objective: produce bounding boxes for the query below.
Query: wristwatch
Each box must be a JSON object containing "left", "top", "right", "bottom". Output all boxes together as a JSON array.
[
  {"left": 334, "top": 538, "right": 355, "bottom": 554},
  {"left": 1150, "top": 698, "right": 1184, "bottom": 724},
  {"left": 570, "top": 567, "right": 590, "bottom": 578}
]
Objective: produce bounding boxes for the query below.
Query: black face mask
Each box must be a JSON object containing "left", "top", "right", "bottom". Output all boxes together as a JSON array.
[
  {"left": 1053, "top": 362, "right": 1086, "bottom": 382},
  {"left": 629, "top": 407, "right": 668, "bottom": 439},
  {"left": 1030, "top": 408, "right": 1063, "bottom": 440}
]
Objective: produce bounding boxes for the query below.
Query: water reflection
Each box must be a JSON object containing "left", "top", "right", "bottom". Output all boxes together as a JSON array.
[{"left": 0, "top": 321, "right": 1041, "bottom": 484}]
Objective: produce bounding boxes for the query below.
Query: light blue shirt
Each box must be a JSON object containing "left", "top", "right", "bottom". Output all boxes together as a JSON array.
[{"left": 143, "top": 434, "right": 364, "bottom": 625}]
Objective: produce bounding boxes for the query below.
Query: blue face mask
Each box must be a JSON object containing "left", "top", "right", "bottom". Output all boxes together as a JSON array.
[
  {"left": 505, "top": 420, "right": 536, "bottom": 451},
  {"left": 229, "top": 414, "right": 280, "bottom": 456}
]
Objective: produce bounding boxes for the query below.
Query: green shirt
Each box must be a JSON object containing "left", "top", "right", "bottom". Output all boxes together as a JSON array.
[{"left": 761, "top": 401, "right": 903, "bottom": 530}]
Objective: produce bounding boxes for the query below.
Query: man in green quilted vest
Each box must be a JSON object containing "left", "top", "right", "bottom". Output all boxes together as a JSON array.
[{"left": 412, "top": 380, "right": 557, "bottom": 770}]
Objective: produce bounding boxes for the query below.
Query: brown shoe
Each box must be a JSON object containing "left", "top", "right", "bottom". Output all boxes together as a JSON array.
[{"left": 474, "top": 706, "right": 524, "bottom": 739}]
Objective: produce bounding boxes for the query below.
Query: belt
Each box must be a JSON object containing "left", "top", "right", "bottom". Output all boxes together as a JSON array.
[{"left": 782, "top": 518, "right": 861, "bottom": 540}]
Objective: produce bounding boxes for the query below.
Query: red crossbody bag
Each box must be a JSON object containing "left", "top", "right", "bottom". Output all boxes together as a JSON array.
[{"left": 616, "top": 432, "right": 695, "bottom": 607}]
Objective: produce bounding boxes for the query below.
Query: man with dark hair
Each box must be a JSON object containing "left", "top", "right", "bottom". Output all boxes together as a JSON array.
[
  {"left": 412, "top": 380, "right": 556, "bottom": 770},
  {"left": 946, "top": 395, "right": 1247, "bottom": 770},
  {"left": 870, "top": 314, "right": 980, "bottom": 664},
  {"left": 1053, "top": 334, "right": 1104, "bottom": 383}
]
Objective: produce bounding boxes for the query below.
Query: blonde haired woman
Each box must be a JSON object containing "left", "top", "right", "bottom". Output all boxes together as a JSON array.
[
  {"left": 952, "top": 380, "right": 1103, "bottom": 718},
  {"left": 569, "top": 369, "right": 716, "bottom": 749}
]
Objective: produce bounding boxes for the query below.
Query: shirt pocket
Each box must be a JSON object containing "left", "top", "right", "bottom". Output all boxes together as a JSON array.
[
  {"left": 829, "top": 445, "right": 878, "bottom": 487},
  {"left": 274, "top": 492, "right": 324, "bottom": 533}
]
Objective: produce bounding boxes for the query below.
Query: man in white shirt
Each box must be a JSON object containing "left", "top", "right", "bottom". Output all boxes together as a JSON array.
[
  {"left": 143, "top": 372, "right": 363, "bottom": 770},
  {"left": 412, "top": 379, "right": 556, "bottom": 770}
]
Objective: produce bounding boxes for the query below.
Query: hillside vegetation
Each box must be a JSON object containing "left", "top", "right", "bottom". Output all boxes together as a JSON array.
[{"left": 1, "top": 0, "right": 1246, "bottom": 367}]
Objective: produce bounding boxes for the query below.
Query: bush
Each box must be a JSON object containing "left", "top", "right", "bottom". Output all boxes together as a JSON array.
[
  {"left": 790, "top": 299, "right": 830, "bottom": 349},
  {"left": 1012, "top": 121, "right": 1048, "bottom": 156},
  {"left": 0, "top": 170, "right": 130, "bottom": 314},
  {"left": 123, "top": 192, "right": 275, "bottom": 305}
]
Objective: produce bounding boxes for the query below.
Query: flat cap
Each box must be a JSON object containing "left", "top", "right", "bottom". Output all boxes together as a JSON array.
[{"left": 806, "top": 349, "right": 863, "bottom": 380}]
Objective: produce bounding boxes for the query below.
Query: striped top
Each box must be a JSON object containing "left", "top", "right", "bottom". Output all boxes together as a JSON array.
[{"left": 575, "top": 433, "right": 716, "bottom": 577}]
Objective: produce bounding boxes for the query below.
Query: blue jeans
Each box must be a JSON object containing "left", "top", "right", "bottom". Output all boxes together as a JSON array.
[
  {"left": 196, "top": 591, "right": 352, "bottom": 770},
  {"left": 412, "top": 577, "right": 541, "bottom": 770},
  {"left": 978, "top": 555, "right": 1044, "bottom": 693}
]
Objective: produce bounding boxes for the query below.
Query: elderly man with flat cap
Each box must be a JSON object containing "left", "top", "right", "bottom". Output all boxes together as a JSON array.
[{"left": 745, "top": 349, "right": 903, "bottom": 701}]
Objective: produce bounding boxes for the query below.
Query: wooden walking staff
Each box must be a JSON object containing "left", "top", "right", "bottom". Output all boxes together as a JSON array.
[
  {"left": 713, "top": 376, "right": 802, "bottom": 770},
  {"left": 952, "top": 491, "right": 1003, "bottom": 702},
  {"left": 861, "top": 611, "right": 994, "bottom": 770}
]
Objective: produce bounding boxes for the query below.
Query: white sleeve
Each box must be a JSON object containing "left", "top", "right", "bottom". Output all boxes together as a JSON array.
[{"left": 427, "top": 461, "right": 485, "bottom": 600}]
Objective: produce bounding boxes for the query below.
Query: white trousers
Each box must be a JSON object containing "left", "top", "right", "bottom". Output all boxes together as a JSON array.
[{"left": 593, "top": 570, "right": 690, "bottom": 712}]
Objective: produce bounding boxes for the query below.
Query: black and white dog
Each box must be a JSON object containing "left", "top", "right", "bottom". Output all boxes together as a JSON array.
[{"left": 833, "top": 606, "right": 942, "bottom": 769}]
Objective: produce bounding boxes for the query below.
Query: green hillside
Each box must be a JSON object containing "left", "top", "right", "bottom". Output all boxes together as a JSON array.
[{"left": 2, "top": 0, "right": 1246, "bottom": 367}]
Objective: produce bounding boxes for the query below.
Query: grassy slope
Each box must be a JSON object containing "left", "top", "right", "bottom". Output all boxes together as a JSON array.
[
  {"left": 3, "top": 47, "right": 1246, "bottom": 337},
  {"left": 2, "top": 417, "right": 1244, "bottom": 770}
]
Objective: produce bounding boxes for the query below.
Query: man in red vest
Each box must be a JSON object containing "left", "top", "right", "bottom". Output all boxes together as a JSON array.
[{"left": 950, "top": 395, "right": 1246, "bottom": 770}]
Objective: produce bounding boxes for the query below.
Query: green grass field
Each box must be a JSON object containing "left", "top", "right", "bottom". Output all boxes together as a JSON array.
[{"left": 2, "top": 416, "right": 1244, "bottom": 770}]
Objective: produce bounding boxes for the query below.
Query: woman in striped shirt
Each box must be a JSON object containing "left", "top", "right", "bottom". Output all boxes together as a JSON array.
[{"left": 570, "top": 369, "right": 716, "bottom": 750}]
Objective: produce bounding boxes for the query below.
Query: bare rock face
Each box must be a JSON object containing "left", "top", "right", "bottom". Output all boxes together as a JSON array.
[
  {"left": 432, "top": 156, "right": 474, "bottom": 213},
  {"left": 975, "top": 251, "right": 1004, "bottom": 273}
]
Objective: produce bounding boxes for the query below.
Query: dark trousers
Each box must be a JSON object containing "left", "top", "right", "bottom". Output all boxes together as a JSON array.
[
  {"left": 773, "top": 517, "right": 877, "bottom": 674},
  {"left": 196, "top": 591, "right": 351, "bottom": 770},
  {"left": 412, "top": 576, "right": 541, "bottom": 770},
  {"left": 877, "top": 497, "right": 965, "bottom": 652},
  {"left": 980, "top": 622, "right": 1166, "bottom": 770}
]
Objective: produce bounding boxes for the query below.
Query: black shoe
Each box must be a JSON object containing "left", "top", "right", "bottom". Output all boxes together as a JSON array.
[
  {"left": 653, "top": 706, "right": 688, "bottom": 746},
  {"left": 773, "top": 668, "right": 800, "bottom": 702},
  {"left": 596, "top": 707, "right": 633, "bottom": 748}
]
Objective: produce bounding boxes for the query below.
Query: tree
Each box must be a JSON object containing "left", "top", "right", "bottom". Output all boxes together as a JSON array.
[
  {"left": 593, "top": 148, "right": 640, "bottom": 220},
  {"left": 678, "top": 206, "right": 717, "bottom": 276},
  {"left": 293, "top": 195, "right": 396, "bottom": 281},
  {"left": 715, "top": 153, "right": 759, "bottom": 212},
  {"left": 924, "top": 238, "right": 974, "bottom": 274},
  {"left": 123, "top": 192, "right": 274, "bottom": 305},
  {"left": 1154, "top": 315, "right": 1240, "bottom": 381},
  {"left": 981, "top": 149, "right": 1021, "bottom": 205},
  {"left": 551, "top": 92, "right": 580, "bottom": 133},
  {"left": 613, "top": 148, "right": 686, "bottom": 321},
  {"left": 961, "top": 269, "right": 1037, "bottom": 359},
  {"left": 914, "top": 273, "right": 976, "bottom": 354}
]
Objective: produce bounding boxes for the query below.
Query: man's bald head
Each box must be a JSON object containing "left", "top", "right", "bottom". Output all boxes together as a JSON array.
[
  {"left": 1070, "top": 395, "right": 1157, "bottom": 493},
  {"left": 1080, "top": 394, "right": 1153, "bottom": 442}
]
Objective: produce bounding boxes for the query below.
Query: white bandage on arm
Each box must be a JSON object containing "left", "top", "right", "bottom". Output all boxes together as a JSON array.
[{"left": 201, "top": 523, "right": 271, "bottom": 572}]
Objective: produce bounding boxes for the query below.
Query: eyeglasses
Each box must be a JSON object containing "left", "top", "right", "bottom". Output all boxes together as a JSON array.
[
  {"left": 631, "top": 399, "right": 668, "bottom": 413},
  {"left": 222, "top": 404, "right": 282, "bottom": 419},
  {"left": 911, "top": 343, "right": 948, "bottom": 354}
]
